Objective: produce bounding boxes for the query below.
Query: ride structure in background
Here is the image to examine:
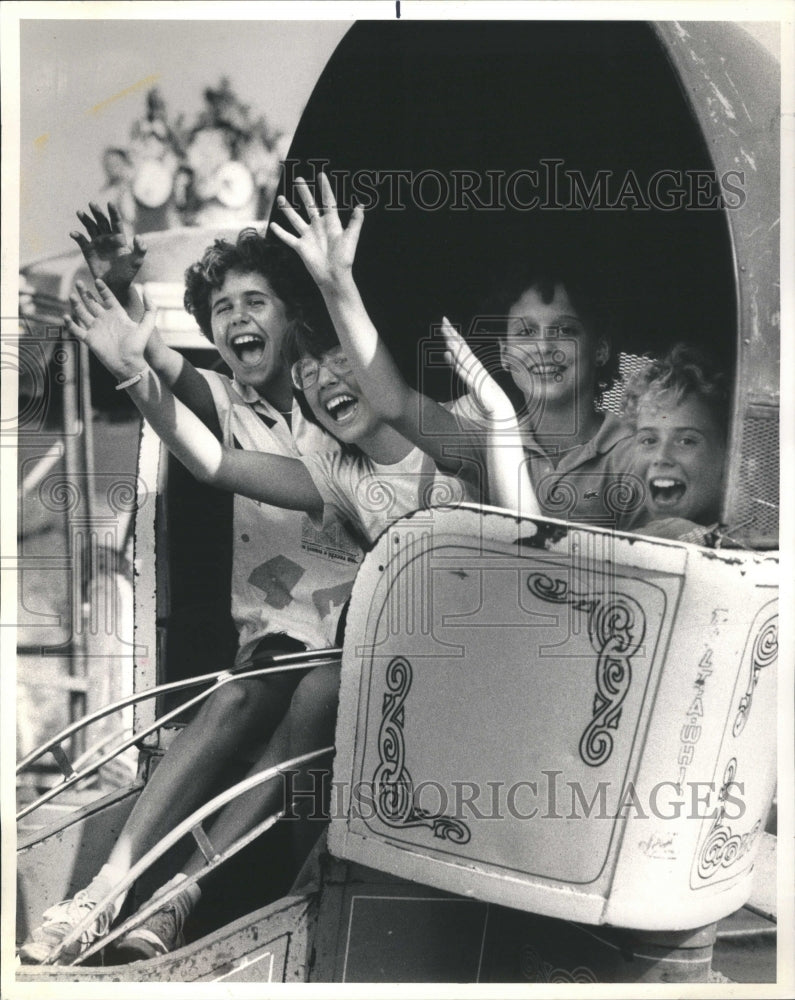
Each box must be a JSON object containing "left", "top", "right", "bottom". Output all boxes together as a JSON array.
[{"left": 99, "top": 79, "right": 286, "bottom": 234}]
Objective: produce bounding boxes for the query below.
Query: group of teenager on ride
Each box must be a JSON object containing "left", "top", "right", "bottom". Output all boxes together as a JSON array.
[{"left": 21, "top": 173, "right": 729, "bottom": 964}]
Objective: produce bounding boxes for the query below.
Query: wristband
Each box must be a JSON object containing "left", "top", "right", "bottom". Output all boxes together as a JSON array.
[{"left": 115, "top": 367, "right": 149, "bottom": 391}]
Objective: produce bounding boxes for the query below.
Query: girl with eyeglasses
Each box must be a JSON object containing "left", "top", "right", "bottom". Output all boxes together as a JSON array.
[{"left": 46, "top": 192, "right": 536, "bottom": 960}]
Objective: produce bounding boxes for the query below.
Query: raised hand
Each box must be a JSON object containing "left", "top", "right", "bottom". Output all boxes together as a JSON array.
[
  {"left": 269, "top": 172, "right": 364, "bottom": 288},
  {"left": 443, "top": 318, "right": 540, "bottom": 516},
  {"left": 441, "top": 318, "right": 513, "bottom": 420},
  {"left": 65, "top": 279, "right": 156, "bottom": 381},
  {"left": 70, "top": 203, "right": 147, "bottom": 294}
]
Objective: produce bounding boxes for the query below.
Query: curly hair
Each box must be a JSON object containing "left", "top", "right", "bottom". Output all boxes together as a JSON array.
[
  {"left": 183, "top": 228, "right": 329, "bottom": 342},
  {"left": 622, "top": 343, "right": 730, "bottom": 434}
]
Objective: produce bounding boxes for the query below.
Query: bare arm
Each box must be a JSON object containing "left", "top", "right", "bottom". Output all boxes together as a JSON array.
[
  {"left": 442, "top": 321, "right": 541, "bottom": 517},
  {"left": 71, "top": 203, "right": 218, "bottom": 429},
  {"left": 65, "top": 280, "right": 323, "bottom": 516},
  {"left": 270, "top": 174, "right": 466, "bottom": 469}
]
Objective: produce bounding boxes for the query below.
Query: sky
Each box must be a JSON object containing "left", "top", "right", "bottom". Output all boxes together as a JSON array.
[
  {"left": 13, "top": 15, "right": 781, "bottom": 265},
  {"left": 18, "top": 18, "right": 350, "bottom": 263}
]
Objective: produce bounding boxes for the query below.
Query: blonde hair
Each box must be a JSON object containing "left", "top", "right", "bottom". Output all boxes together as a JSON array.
[{"left": 622, "top": 344, "right": 729, "bottom": 434}]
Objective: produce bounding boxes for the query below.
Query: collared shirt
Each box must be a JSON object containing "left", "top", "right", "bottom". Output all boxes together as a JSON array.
[
  {"left": 447, "top": 394, "right": 644, "bottom": 530},
  {"left": 200, "top": 370, "right": 363, "bottom": 664},
  {"left": 521, "top": 414, "right": 644, "bottom": 529}
]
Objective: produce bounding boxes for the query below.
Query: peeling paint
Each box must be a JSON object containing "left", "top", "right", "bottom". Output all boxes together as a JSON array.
[
  {"left": 740, "top": 148, "right": 757, "bottom": 171},
  {"left": 708, "top": 82, "right": 737, "bottom": 120}
]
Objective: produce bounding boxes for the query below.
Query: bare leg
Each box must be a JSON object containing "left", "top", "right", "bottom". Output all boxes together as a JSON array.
[
  {"left": 285, "top": 664, "right": 341, "bottom": 866},
  {"left": 179, "top": 663, "right": 341, "bottom": 877},
  {"left": 104, "top": 663, "right": 342, "bottom": 962},
  {"left": 106, "top": 673, "right": 299, "bottom": 873}
]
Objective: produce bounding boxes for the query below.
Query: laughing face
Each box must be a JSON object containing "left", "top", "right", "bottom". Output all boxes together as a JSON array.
[
  {"left": 500, "top": 283, "right": 607, "bottom": 413},
  {"left": 209, "top": 270, "right": 292, "bottom": 390},
  {"left": 635, "top": 392, "right": 726, "bottom": 523},
  {"left": 299, "top": 347, "right": 381, "bottom": 445}
]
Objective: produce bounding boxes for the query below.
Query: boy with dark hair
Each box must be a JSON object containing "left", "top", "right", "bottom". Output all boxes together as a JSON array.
[{"left": 20, "top": 206, "right": 361, "bottom": 965}]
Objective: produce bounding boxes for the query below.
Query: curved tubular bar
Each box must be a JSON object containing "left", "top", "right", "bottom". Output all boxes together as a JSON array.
[
  {"left": 72, "top": 725, "right": 134, "bottom": 771},
  {"left": 77, "top": 810, "right": 287, "bottom": 966},
  {"left": 16, "top": 651, "right": 342, "bottom": 822},
  {"left": 17, "top": 648, "right": 341, "bottom": 772},
  {"left": 43, "top": 745, "right": 335, "bottom": 966}
]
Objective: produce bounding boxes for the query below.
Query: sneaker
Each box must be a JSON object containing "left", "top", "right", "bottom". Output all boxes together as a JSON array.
[
  {"left": 108, "top": 877, "right": 197, "bottom": 963},
  {"left": 18, "top": 891, "right": 115, "bottom": 965}
]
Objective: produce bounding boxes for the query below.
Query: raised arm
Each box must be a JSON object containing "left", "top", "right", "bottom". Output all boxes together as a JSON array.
[
  {"left": 270, "top": 173, "right": 467, "bottom": 469},
  {"left": 442, "top": 320, "right": 541, "bottom": 517},
  {"left": 65, "top": 280, "right": 323, "bottom": 516},
  {"left": 71, "top": 203, "right": 217, "bottom": 429}
]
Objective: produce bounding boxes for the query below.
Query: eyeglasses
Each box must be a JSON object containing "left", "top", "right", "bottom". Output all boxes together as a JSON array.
[{"left": 291, "top": 350, "right": 352, "bottom": 390}]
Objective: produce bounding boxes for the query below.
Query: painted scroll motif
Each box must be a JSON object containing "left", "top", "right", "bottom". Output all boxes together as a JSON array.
[
  {"left": 696, "top": 758, "right": 761, "bottom": 881},
  {"left": 733, "top": 613, "right": 778, "bottom": 737},
  {"left": 525, "top": 573, "right": 646, "bottom": 767},
  {"left": 373, "top": 656, "right": 471, "bottom": 844}
]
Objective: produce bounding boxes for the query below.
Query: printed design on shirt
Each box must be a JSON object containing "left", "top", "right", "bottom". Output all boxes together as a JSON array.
[
  {"left": 312, "top": 581, "right": 354, "bottom": 621},
  {"left": 373, "top": 656, "right": 471, "bottom": 844},
  {"left": 248, "top": 554, "right": 305, "bottom": 610},
  {"left": 301, "top": 516, "right": 361, "bottom": 565},
  {"left": 525, "top": 572, "right": 645, "bottom": 768}
]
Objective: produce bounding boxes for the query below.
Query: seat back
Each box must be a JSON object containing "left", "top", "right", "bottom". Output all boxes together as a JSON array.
[
  {"left": 329, "top": 506, "right": 778, "bottom": 930},
  {"left": 132, "top": 414, "right": 237, "bottom": 734}
]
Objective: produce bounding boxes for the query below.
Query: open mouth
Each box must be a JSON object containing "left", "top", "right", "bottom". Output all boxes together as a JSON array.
[
  {"left": 527, "top": 362, "right": 566, "bottom": 379},
  {"left": 324, "top": 393, "right": 359, "bottom": 424},
  {"left": 649, "top": 476, "right": 686, "bottom": 508},
  {"left": 230, "top": 333, "right": 267, "bottom": 367}
]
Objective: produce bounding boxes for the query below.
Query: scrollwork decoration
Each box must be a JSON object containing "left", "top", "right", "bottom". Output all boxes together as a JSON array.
[
  {"left": 733, "top": 615, "right": 778, "bottom": 737},
  {"left": 373, "top": 656, "right": 471, "bottom": 844},
  {"left": 525, "top": 572, "right": 645, "bottom": 767},
  {"left": 697, "top": 758, "right": 761, "bottom": 880}
]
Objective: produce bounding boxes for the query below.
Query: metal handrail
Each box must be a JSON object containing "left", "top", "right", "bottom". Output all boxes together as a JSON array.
[
  {"left": 38, "top": 745, "right": 334, "bottom": 965},
  {"left": 16, "top": 649, "right": 342, "bottom": 822}
]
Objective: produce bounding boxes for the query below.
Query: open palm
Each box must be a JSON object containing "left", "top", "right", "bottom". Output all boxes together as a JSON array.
[
  {"left": 65, "top": 280, "right": 155, "bottom": 379},
  {"left": 442, "top": 318, "right": 513, "bottom": 419},
  {"left": 269, "top": 172, "right": 364, "bottom": 288}
]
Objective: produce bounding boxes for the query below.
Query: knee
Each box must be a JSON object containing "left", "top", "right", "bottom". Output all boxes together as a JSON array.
[
  {"left": 198, "top": 678, "right": 260, "bottom": 723},
  {"left": 289, "top": 665, "right": 341, "bottom": 730}
]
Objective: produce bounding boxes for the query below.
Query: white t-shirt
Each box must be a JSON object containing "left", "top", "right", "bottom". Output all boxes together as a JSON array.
[
  {"left": 200, "top": 370, "right": 363, "bottom": 663},
  {"left": 301, "top": 445, "right": 475, "bottom": 547}
]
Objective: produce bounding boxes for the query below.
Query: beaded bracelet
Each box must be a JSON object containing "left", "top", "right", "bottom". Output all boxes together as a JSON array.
[{"left": 115, "top": 367, "right": 149, "bottom": 391}]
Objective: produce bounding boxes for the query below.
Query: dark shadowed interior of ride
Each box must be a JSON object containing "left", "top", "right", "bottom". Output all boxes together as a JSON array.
[{"left": 164, "top": 19, "right": 740, "bottom": 694}]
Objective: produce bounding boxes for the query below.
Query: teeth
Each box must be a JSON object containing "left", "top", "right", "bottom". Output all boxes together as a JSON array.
[
  {"left": 231, "top": 334, "right": 263, "bottom": 347},
  {"left": 325, "top": 394, "right": 357, "bottom": 421},
  {"left": 326, "top": 394, "right": 355, "bottom": 415},
  {"left": 651, "top": 478, "right": 679, "bottom": 489}
]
